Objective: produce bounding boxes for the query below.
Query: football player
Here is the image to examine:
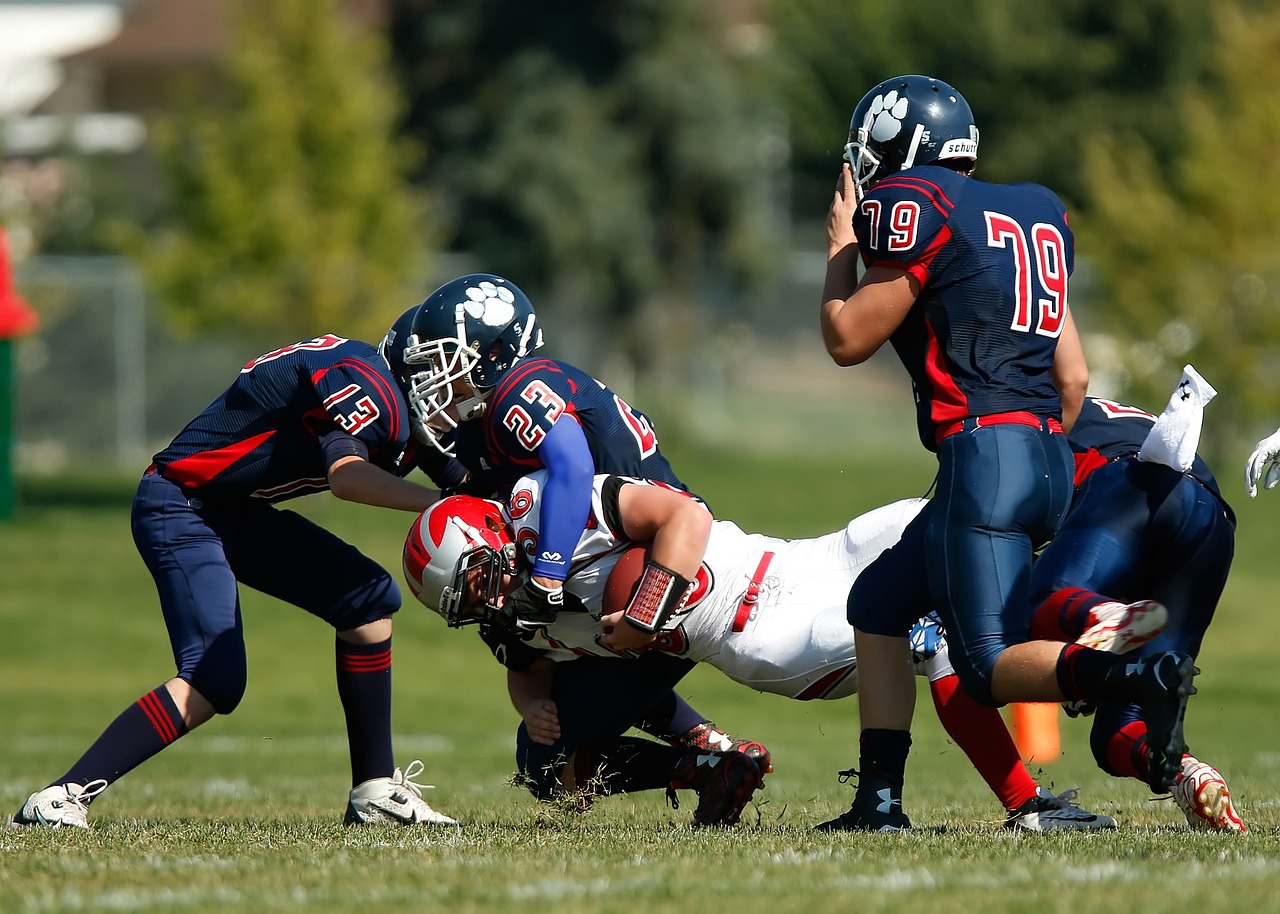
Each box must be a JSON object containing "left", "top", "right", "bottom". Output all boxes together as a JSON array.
[
  {"left": 380, "top": 274, "right": 767, "bottom": 771},
  {"left": 402, "top": 472, "right": 1118, "bottom": 830},
  {"left": 818, "top": 74, "right": 1195, "bottom": 830},
  {"left": 13, "top": 333, "right": 457, "bottom": 829},
  {"left": 1029, "top": 395, "right": 1246, "bottom": 832}
]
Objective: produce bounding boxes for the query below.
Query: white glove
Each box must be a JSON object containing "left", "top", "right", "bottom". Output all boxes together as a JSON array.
[
  {"left": 1245, "top": 426, "right": 1280, "bottom": 498},
  {"left": 1137, "top": 365, "right": 1216, "bottom": 473}
]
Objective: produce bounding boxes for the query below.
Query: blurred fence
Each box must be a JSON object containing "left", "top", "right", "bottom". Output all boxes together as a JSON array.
[
  {"left": 14, "top": 255, "right": 246, "bottom": 471},
  {"left": 11, "top": 253, "right": 926, "bottom": 474}
]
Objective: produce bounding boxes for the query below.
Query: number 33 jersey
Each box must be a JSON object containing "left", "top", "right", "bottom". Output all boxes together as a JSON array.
[{"left": 854, "top": 164, "right": 1075, "bottom": 450}]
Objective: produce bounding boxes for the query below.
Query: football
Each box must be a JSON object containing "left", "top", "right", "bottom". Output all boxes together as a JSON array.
[{"left": 601, "top": 542, "right": 651, "bottom": 616}]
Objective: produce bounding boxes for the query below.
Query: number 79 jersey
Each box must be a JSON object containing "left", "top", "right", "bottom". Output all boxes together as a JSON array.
[{"left": 855, "top": 164, "right": 1075, "bottom": 450}]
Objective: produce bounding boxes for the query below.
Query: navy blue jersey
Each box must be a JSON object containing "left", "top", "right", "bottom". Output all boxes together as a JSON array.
[
  {"left": 1068, "top": 397, "right": 1227, "bottom": 512},
  {"left": 441, "top": 357, "right": 684, "bottom": 496},
  {"left": 153, "top": 336, "right": 411, "bottom": 502},
  {"left": 855, "top": 165, "right": 1074, "bottom": 450}
]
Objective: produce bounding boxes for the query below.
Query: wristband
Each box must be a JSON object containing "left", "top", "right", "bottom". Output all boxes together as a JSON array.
[{"left": 623, "top": 560, "right": 693, "bottom": 633}]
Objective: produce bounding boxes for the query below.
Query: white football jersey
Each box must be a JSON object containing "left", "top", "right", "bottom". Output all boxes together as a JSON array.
[{"left": 504, "top": 473, "right": 952, "bottom": 700}]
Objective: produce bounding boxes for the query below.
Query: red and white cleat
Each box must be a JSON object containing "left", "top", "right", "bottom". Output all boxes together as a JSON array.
[
  {"left": 1173, "top": 755, "right": 1247, "bottom": 833},
  {"left": 1077, "top": 600, "right": 1168, "bottom": 653}
]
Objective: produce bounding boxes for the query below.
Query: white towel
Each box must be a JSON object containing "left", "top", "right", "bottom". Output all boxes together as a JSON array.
[{"left": 1137, "top": 364, "right": 1217, "bottom": 472}]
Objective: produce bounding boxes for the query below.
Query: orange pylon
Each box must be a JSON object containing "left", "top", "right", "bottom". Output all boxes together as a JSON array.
[{"left": 1011, "top": 702, "right": 1061, "bottom": 764}]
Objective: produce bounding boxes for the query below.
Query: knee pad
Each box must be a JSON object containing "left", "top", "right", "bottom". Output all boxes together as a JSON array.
[
  {"left": 330, "top": 571, "right": 401, "bottom": 631},
  {"left": 187, "top": 664, "right": 246, "bottom": 715},
  {"left": 184, "top": 630, "right": 247, "bottom": 714}
]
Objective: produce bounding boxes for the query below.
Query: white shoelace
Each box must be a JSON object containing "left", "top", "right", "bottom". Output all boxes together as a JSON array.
[
  {"left": 393, "top": 760, "right": 436, "bottom": 799},
  {"left": 67, "top": 779, "right": 109, "bottom": 808}
]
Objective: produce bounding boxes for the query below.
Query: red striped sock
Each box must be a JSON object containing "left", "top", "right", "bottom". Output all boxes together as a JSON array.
[
  {"left": 1103, "top": 720, "right": 1149, "bottom": 781},
  {"left": 336, "top": 637, "right": 395, "bottom": 787},
  {"left": 1030, "top": 587, "right": 1108, "bottom": 641},
  {"left": 58, "top": 685, "right": 189, "bottom": 792}
]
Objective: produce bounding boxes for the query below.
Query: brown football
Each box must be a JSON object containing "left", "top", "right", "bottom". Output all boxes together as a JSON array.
[{"left": 601, "top": 543, "right": 651, "bottom": 616}]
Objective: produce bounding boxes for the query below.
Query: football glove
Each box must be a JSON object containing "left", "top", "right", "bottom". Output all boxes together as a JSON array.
[
  {"left": 1245, "top": 427, "right": 1280, "bottom": 498},
  {"left": 506, "top": 578, "right": 566, "bottom": 631}
]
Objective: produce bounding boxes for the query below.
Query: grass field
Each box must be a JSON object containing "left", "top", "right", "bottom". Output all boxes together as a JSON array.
[{"left": 2, "top": 443, "right": 1279, "bottom": 914}]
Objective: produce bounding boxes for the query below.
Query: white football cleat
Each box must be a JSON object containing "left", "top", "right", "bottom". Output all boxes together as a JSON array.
[
  {"left": 1173, "top": 756, "right": 1246, "bottom": 833},
  {"left": 1003, "top": 787, "right": 1117, "bottom": 831},
  {"left": 1077, "top": 600, "right": 1168, "bottom": 653},
  {"left": 11, "top": 780, "right": 108, "bottom": 829},
  {"left": 344, "top": 760, "right": 458, "bottom": 827}
]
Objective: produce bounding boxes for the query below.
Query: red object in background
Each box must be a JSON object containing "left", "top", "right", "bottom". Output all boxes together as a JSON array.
[{"left": 0, "top": 227, "right": 39, "bottom": 339}]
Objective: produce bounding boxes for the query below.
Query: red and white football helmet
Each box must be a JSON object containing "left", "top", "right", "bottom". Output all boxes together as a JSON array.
[{"left": 403, "top": 495, "right": 517, "bottom": 627}]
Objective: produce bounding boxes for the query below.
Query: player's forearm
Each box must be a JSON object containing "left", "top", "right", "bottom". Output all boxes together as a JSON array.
[
  {"left": 507, "top": 663, "right": 554, "bottom": 717},
  {"left": 327, "top": 456, "right": 440, "bottom": 512}
]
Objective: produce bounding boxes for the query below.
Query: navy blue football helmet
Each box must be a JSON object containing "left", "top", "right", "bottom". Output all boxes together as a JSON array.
[
  {"left": 845, "top": 75, "right": 979, "bottom": 196},
  {"left": 378, "top": 303, "right": 435, "bottom": 445},
  {"left": 404, "top": 274, "right": 544, "bottom": 452}
]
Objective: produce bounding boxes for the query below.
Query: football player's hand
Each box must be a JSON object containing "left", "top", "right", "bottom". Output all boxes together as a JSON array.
[
  {"left": 505, "top": 578, "right": 565, "bottom": 630},
  {"left": 598, "top": 610, "right": 658, "bottom": 653},
  {"left": 826, "top": 163, "right": 861, "bottom": 256},
  {"left": 522, "top": 699, "right": 561, "bottom": 746},
  {"left": 1245, "top": 427, "right": 1280, "bottom": 498}
]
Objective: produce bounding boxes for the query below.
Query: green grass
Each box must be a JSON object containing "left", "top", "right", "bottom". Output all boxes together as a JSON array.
[{"left": 2, "top": 447, "right": 1279, "bottom": 914}]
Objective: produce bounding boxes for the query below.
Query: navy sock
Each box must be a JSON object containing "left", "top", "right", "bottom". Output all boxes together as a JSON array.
[
  {"left": 336, "top": 637, "right": 395, "bottom": 787},
  {"left": 59, "top": 685, "right": 189, "bottom": 793}
]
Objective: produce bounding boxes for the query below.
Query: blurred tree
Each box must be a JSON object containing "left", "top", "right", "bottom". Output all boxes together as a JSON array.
[
  {"left": 768, "top": 0, "right": 1214, "bottom": 217},
  {"left": 119, "top": 0, "right": 431, "bottom": 347},
  {"left": 386, "top": 0, "right": 782, "bottom": 374},
  {"left": 1077, "top": 1, "right": 1280, "bottom": 460}
]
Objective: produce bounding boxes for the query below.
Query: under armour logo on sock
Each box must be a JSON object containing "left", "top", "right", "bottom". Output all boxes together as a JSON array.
[{"left": 876, "top": 787, "right": 901, "bottom": 814}]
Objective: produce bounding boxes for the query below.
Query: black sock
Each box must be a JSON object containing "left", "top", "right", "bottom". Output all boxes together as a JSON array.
[
  {"left": 59, "top": 685, "right": 189, "bottom": 792},
  {"left": 632, "top": 692, "right": 705, "bottom": 742},
  {"left": 858, "top": 728, "right": 911, "bottom": 785},
  {"left": 1056, "top": 643, "right": 1134, "bottom": 701},
  {"left": 571, "top": 738, "right": 684, "bottom": 795},
  {"left": 336, "top": 637, "right": 395, "bottom": 787}
]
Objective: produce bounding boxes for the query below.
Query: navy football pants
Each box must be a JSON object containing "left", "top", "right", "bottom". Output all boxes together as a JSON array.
[
  {"left": 849, "top": 422, "right": 1074, "bottom": 705},
  {"left": 515, "top": 652, "right": 695, "bottom": 799},
  {"left": 131, "top": 472, "right": 400, "bottom": 713},
  {"left": 1030, "top": 457, "right": 1234, "bottom": 773}
]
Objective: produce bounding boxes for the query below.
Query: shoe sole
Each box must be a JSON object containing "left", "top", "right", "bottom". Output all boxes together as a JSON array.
[
  {"left": 1006, "top": 813, "right": 1117, "bottom": 831},
  {"left": 1078, "top": 601, "right": 1168, "bottom": 653},
  {"left": 1181, "top": 778, "right": 1246, "bottom": 832},
  {"left": 1144, "top": 655, "right": 1198, "bottom": 793}
]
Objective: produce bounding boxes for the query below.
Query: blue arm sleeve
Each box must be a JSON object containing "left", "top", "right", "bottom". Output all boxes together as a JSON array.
[{"left": 531, "top": 418, "right": 594, "bottom": 581}]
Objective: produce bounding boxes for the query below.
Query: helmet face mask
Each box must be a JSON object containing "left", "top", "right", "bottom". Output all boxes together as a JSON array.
[
  {"left": 404, "top": 496, "right": 518, "bottom": 630},
  {"left": 845, "top": 75, "right": 979, "bottom": 196},
  {"left": 401, "top": 336, "right": 486, "bottom": 453},
  {"left": 379, "top": 305, "right": 435, "bottom": 446},
  {"left": 406, "top": 274, "right": 544, "bottom": 454}
]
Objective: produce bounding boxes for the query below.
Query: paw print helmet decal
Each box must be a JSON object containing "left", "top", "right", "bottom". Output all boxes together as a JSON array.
[
  {"left": 845, "top": 75, "right": 979, "bottom": 194},
  {"left": 402, "top": 273, "right": 545, "bottom": 453}
]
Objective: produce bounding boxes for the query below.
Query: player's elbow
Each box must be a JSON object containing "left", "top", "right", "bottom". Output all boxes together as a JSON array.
[
  {"left": 824, "top": 337, "right": 874, "bottom": 366},
  {"left": 326, "top": 456, "right": 367, "bottom": 502}
]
